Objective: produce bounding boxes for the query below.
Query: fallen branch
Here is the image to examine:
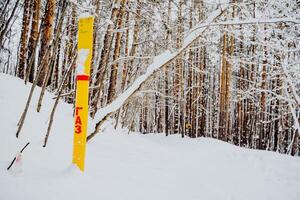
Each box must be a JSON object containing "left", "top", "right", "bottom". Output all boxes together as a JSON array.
[
  {"left": 7, "top": 142, "right": 30, "bottom": 170},
  {"left": 87, "top": 5, "right": 228, "bottom": 141}
]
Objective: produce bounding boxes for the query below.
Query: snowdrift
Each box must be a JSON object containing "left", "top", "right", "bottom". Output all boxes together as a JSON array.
[{"left": 0, "top": 73, "right": 300, "bottom": 200}]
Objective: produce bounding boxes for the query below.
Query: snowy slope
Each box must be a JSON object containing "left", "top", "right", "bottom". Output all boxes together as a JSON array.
[{"left": 0, "top": 73, "right": 300, "bottom": 200}]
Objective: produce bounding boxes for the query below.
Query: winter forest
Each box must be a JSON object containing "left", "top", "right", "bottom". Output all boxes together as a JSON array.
[
  {"left": 0, "top": 0, "right": 300, "bottom": 199},
  {"left": 2, "top": 0, "right": 299, "bottom": 154}
]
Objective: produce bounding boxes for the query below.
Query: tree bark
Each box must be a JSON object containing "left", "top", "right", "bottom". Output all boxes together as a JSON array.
[
  {"left": 107, "top": 0, "right": 127, "bottom": 104},
  {"left": 37, "top": 0, "right": 56, "bottom": 87},
  {"left": 17, "top": 0, "right": 31, "bottom": 79},
  {"left": 26, "top": 0, "right": 41, "bottom": 83},
  {"left": 90, "top": 0, "right": 121, "bottom": 117}
]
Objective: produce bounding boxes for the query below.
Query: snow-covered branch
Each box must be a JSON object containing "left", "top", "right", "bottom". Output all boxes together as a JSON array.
[
  {"left": 188, "top": 17, "right": 300, "bottom": 33},
  {"left": 87, "top": 6, "right": 228, "bottom": 141},
  {"left": 108, "top": 56, "right": 152, "bottom": 66},
  {"left": 67, "top": 0, "right": 94, "bottom": 12}
]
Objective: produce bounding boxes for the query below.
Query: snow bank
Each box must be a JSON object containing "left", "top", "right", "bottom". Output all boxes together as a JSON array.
[{"left": 0, "top": 73, "right": 300, "bottom": 200}]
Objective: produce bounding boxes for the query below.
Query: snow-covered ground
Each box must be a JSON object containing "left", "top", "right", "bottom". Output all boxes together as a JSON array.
[{"left": 0, "top": 73, "right": 300, "bottom": 200}]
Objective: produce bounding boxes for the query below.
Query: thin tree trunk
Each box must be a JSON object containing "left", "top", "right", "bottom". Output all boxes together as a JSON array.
[
  {"left": 16, "top": 4, "right": 67, "bottom": 138},
  {"left": 114, "top": 5, "right": 130, "bottom": 129},
  {"left": 36, "top": 0, "right": 57, "bottom": 112},
  {"left": 43, "top": 53, "right": 77, "bottom": 147},
  {"left": 90, "top": 0, "right": 120, "bottom": 117},
  {"left": 17, "top": 0, "right": 31, "bottom": 79},
  {"left": 0, "top": 0, "right": 11, "bottom": 21},
  {"left": 26, "top": 0, "right": 41, "bottom": 83},
  {"left": 219, "top": 29, "right": 228, "bottom": 141},
  {"left": 0, "top": 0, "right": 20, "bottom": 46},
  {"left": 107, "top": 0, "right": 127, "bottom": 104},
  {"left": 90, "top": 0, "right": 101, "bottom": 85},
  {"left": 174, "top": 0, "right": 183, "bottom": 137},
  {"left": 37, "top": 0, "right": 56, "bottom": 87}
]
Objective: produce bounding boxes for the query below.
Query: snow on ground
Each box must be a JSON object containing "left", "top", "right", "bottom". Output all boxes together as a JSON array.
[{"left": 0, "top": 73, "right": 300, "bottom": 200}]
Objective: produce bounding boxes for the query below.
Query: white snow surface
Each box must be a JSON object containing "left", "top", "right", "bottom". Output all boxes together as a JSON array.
[
  {"left": 76, "top": 49, "right": 90, "bottom": 74},
  {"left": 79, "top": 12, "right": 94, "bottom": 19},
  {"left": 0, "top": 73, "right": 300, "bottom": 200}
]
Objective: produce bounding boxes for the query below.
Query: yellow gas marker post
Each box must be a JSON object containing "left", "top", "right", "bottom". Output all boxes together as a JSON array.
[{"left": 72, "top": 14, "right": 94, "bottom": 172}]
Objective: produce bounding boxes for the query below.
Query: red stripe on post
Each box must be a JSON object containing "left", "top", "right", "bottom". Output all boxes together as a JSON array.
[{"left": 77, "top": 75, "right": 89, "bottom": 81}]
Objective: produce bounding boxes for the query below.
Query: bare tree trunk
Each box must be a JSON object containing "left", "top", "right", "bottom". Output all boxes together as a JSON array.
[
  {"left": 219, "top": 4, "right": 235, "bottom": 142},
  {"left": 90, "top": 0, "right": 101, "bottom": 85},
  {"left": 36, "top": 0, "right": 57, "bottom": 112},
  {"left": 66, "top": 6, "right": 77, "bottom": 103},
  {"left": 219, "top": 28, "right": 228, "bottom": 141},
  {"left": 107, "top": 0, "right": 127, "bottom": 104},
  {"left": 26, "top": 0, "right": 41, "bottom": 83},
  {"left": 174, "top": 0, "right": 183, "bottom": 137},
  {"left": 110, "top": 1, "right": 140, "bottom": 129},
  {"left": 164, "top": 0, "right": 172, "bottom": 137},
  {"left": 260, "top": 24, "right": 268, "bottom": 149},
  {"left": 37, "top": 0, "right": 56, "bottom": 87},
  {"left": 16, "top": 4, "right": 67, "bottom": 138},
  {"left": 43, "top": 52, "right": 77, "bottom": 147},
  {"left": 0, "top": 0, "right": 11, "bottom": 20},
  {"left": 90, "top": 0, "right": 120, "bottom": 117},
  {"left": 0, "top": 0, "right": 20, "bottom": 46},
  {"left": 114, "top": 6, "right": 130, "bottom": 129},
  {"left": 17, "top": 0, "right": 31, "bottom": 79},
  {"left": 120, "top": 5, "right": 130, "bottom": 91},
  {"left": 125, "top": 1, "right": 141, "bottom": 89}
]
